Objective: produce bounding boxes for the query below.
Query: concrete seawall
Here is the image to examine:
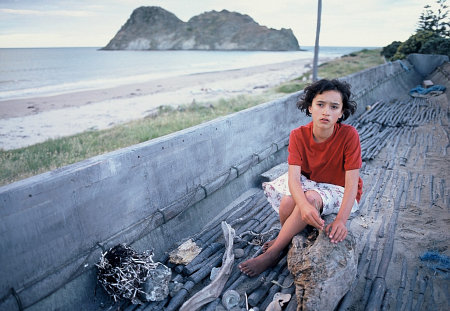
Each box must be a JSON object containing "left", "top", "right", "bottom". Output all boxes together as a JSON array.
[{"left": 0, "top": 54, "right": 447, "bottom": 310}]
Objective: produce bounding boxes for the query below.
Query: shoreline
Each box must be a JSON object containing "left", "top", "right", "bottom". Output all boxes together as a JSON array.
[
  {"left": 0, "top": 58, "right": 321, "bottom": 119},
  {"left": 0, "top": 57, "right": 325, "bottom": 150}
]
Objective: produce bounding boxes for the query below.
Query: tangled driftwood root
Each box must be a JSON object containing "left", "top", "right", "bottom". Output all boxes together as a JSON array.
[{"left": 96, "top": 244, "right": 159, "bottom": 304}]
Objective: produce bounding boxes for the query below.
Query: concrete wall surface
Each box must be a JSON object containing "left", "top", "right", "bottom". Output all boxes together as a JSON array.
[
  {"left": 0, "top": 54, "right": 445, "bottom": 310},
  {"left": 407, "top": 53, "right": 449, "bottom": 77}
]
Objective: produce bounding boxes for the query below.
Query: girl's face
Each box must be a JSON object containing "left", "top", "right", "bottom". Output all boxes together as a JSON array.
[{"left": 308, "top": 90, "right": 344, "bottom": 129}]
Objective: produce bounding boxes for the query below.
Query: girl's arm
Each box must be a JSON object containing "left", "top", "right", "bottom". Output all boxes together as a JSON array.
[
  {"left": 288, "top": 164, "right": 325, "bottom": 230},
  {"left": 325, "top": 168, "right": 360, "bottom": 243}
]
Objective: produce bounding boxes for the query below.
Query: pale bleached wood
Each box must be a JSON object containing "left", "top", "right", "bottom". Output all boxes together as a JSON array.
[{"left": 179, "top": 221, "right": 235, "bottom": 311}]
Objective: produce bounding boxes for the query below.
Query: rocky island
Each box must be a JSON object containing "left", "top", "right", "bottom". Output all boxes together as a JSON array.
[{"left": 102, "top": 6, "right": 300, "bottom": 51}]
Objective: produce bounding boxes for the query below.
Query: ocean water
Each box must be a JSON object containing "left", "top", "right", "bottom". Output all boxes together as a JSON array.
[{"left": 0, "top": 46, "right": 375, "bottom": 101}]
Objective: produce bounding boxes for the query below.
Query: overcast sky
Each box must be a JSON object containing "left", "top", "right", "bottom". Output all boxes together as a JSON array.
[{"left": 0, "top": 0, "right": 430, "bottom": 48}]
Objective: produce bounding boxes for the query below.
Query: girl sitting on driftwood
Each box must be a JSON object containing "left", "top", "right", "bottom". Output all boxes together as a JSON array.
[{"left": 239, "top": 78, "right": 363, "bottom": 277}]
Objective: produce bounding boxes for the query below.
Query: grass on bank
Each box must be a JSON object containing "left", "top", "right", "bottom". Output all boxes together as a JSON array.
[
  {"left": 0, "top": 48, "right": 384, "bottom": 186},
  {"left": 0, "top": 96, "right": 268, "bottom": 185},
  {"left": 276, "top": 48, "right": 384, "bottom": 94}
]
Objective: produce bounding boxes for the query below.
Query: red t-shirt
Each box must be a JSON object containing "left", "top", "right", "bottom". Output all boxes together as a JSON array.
[{"left": 288, "top": 122, "right": 363, "bottom": 202}]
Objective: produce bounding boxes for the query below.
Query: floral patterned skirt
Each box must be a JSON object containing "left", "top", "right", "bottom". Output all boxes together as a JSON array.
[{"left": 262, "top": 172, "right": 359, "bottom": 215}]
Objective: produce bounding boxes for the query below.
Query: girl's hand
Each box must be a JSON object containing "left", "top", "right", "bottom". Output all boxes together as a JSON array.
[
  {"left": 325, "top": 219, "right": 347, "bottom": 243},
  {"left": 300, "top": 204, "right": 324, "bottom": 231}
]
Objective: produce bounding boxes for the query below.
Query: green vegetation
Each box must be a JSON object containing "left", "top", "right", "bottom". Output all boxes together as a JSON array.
[
  {"left": 381, "top": 41, "right": 402, "bottom": 60},
  {"left": 381, "top": 0, "right": 450, "bottom": 60},
  {"left": 276, "top": 48, "right": 384, "bottom": 94},
  {"left": 0, "top": 48, "right": 384, "bottom": 186},
  {"left": 0, "top": 96, "right": 269, "bottom": 185},
  {"left": 417, "top": 0, "right": 449, "bottom": 37}
]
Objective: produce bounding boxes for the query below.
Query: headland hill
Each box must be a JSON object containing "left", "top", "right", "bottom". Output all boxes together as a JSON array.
[{"left": 102, "top": 6, "right": 300, "bottom": 51}]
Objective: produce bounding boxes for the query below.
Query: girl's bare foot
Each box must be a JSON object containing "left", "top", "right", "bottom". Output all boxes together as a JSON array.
[{"left": 238, "top": 251, "right": 279, "bottom": 277}]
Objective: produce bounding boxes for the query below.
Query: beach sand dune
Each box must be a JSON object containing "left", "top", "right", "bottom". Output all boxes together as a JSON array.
[{"left": 0, "top": 58, "right": 317, "bottom": 150}]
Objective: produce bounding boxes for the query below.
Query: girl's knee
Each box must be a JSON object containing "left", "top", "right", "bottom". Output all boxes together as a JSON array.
[
  {"left": 281, "top": 195, "right": 295, "bottom": 205},
  {"left": 279, "top": 196, "right": 295, "bottom": 219},
  {"left": 304, "top": 190, "right": 323, "bottom": 210},
  {"left": 280, "top": 196, "right": 294, "bottom": 210}
]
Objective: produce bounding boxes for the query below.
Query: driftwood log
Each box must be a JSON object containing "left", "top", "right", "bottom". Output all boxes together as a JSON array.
[
  {"left": 287, "top": 216, "right": 361, "bottom": 311},
  {"left": 179, "top": 221, "right": 235, "bottom": 311}
]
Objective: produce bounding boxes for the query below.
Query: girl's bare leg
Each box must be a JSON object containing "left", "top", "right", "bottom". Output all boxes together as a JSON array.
[
  {"left": 279, "top": 196, "right": 296, "bottom": 225},
  {"left": 263, "top": 196, "right": 295, "bottom": 251},
  {"left": 239, "top": 191, "right": 322, "bottom": 276}
]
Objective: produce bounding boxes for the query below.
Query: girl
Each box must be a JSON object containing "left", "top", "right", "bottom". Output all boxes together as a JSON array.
[{"left": 239, "top": 79, "right": 363, "bottom": 277}]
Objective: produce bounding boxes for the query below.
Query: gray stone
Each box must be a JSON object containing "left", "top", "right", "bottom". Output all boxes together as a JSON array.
[
  {"left": 103, "top": 7, "right": 299, "bottom": 51},
  {"left": 234, "top": 248, "right": 245, "bottom": 259},
  {"left": 287, "top": 221, "right": 358, "bottom": 310},
  {"left": 142, "top": 263, "right": 172, "bottom": 302},
  {"left": 221, "top": 289, "right": 240, "bottom": 310}
]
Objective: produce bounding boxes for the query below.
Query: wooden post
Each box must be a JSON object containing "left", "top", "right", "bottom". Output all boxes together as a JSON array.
[{"left": 312, "top": 0, "right": 322, "bottom": 82}]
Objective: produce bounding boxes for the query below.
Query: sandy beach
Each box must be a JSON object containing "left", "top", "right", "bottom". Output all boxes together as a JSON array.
[{"left": 0, "top": 58, "right": 320, "bottom": 151}]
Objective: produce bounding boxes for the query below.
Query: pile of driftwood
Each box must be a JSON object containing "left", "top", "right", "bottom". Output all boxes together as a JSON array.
[{"left": 115, "top": 191, "right": 297, "bottom": 311}]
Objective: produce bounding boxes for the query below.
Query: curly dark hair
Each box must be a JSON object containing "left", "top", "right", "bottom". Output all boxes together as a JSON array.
[{"left": 297, "top": 79, "right": 357, "bottom": 123}]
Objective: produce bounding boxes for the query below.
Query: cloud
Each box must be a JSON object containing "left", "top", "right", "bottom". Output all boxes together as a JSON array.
[{"left": 0, "top": 8, "right": 95, "bottom": 17}]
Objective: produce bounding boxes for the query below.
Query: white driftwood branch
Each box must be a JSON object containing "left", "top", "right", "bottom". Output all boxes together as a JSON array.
[{"left": 179, "top": 221, "right": 236, "bottom": 311}]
